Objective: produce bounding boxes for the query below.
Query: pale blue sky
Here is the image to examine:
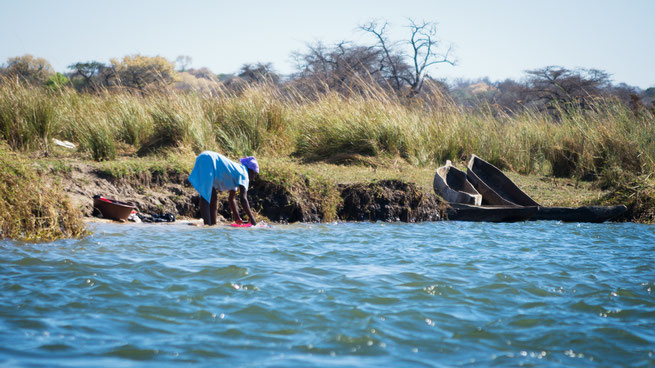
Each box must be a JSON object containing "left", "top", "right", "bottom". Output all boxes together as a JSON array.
[{"left": 1, "top": 0, "right": 653, "bottom": 88}]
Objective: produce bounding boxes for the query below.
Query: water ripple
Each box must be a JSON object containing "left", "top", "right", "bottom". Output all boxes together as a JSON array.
[{"left": 1, "top": 221, "right": 655, "bottom": 367}]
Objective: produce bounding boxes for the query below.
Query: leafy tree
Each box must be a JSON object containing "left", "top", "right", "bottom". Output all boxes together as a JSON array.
[
  {"left": 67, "top": 61, "right": 106, "bottom": 91},
  {"left": 238, "top": 62, "right": 280, "bottom": 84},
  {"left": 646, "top": 87, "right": 655, "bottom": 98},
  {"left": 187, "top": 67, "right": 218, "bottom": 82},
  {"left": 1, "top": 54, "right": 54, "bottom": 85},
  {"left": 110, "top": 55, "right": 177, "bottom": 93},
  {"left": 174, "top": 68, "right": 221, "bottom": 94}
]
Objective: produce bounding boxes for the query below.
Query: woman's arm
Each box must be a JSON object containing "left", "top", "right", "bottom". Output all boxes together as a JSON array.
[{"left": 239, "top": 186, "right": 257, "bottom": 226}]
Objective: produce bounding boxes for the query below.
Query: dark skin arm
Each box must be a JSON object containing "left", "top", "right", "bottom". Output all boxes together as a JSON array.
[
  {"left": 227, "top": 190, "right": 241, "bottom": 223},
  {"left": 227, "top": 187, "right": 257, "bottom": 226},
  {"left": 239, "top": 186, "right": 257, "bottom": 226},
  {"left": 228, "top": 168, "right": 258, "bottom": 226}
]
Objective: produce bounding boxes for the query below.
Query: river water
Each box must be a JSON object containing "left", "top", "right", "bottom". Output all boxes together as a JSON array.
[{"left": 1, "top": 221, "right": 654, "bottom": 367}]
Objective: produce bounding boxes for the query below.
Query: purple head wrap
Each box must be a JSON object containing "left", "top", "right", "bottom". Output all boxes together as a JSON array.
[{"left": 239, "top": 156, "right": 259, "bottom": 173}]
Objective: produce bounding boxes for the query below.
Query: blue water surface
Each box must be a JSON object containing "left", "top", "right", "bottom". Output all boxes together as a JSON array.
[{"left": 1, "top": 221, "right": 654, "bottom": 367}]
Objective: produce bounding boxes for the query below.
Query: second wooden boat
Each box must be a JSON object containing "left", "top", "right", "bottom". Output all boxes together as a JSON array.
[{"left": 466, "top": 154, "right": 540, "bottom": 206}]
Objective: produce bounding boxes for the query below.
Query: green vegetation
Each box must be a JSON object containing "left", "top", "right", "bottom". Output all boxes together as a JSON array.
[
  {"left": 0, "top": 144, "right": 87, "bottom": 241},
  {"left": 1, "top": 78, "right": 653, "bottom": 185},
  {"left": 95, "top": 156, "right": 190, "bottom": 181}
]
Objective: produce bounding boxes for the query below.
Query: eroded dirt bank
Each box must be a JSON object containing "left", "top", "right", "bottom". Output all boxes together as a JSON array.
[
  {"left": 338, "top": 180, "right": 443, "bottom": 222},
  {"left": 61, "top": 164, "right": 445, "bottom": 223}
]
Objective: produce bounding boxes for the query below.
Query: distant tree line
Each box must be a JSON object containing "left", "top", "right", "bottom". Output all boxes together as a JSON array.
[
  {"left": 449, "top": 66, "right": 653, "bottom": 115},
  {"left": 1, "top": 18, "right": 653, "bottom": 113}
]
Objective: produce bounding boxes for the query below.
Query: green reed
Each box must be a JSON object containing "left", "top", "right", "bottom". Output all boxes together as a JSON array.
[{"left": 0, "top": 77, "right": 652, "bottom": 185}]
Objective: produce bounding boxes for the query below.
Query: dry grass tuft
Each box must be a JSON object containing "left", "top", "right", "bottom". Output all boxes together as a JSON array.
[{"left": 0, "top": 143, "right": 88, "bottom": 241}]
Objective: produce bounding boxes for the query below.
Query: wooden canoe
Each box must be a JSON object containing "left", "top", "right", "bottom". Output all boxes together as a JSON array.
[
  {"left": 433, "top": 160, "right": 482, "bottom": 205},
  {"left": 446, "top": 203, "right": 538, "bottom": 222},
  {"left": 531, "top": 205, "right": 627, "bottom": 223},
  {"left": 466, "top": 154, "right": 540, "bottom": 206},
  {"left": 465, "top": 155, "right": 627, "bottom": 222}
]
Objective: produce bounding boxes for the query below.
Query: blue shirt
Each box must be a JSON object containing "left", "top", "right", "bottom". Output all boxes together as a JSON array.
[{"left": 188, "top": 151, "right": 249, "bottom": 202}]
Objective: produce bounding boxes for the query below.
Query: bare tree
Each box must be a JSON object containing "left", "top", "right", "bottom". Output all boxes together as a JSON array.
[
  {"left": 175, "top": 55, "right": 193, "bottom": 72},
  {"left": 292, "top": 41, "right": 385, "bottom": 95},
  {"left": 360, "top": 19, "right": 455, "bottom": 96}
]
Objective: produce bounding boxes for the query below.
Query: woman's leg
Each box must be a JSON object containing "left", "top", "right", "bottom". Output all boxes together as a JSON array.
[
  {"left": 210, "top": 188, "right": 218, "bottom": 225},
  {"left": 199, "top": 196, "right": 211, "bottom": 225}
]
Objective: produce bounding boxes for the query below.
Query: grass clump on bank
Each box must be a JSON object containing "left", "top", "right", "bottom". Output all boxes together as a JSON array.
[
  {"left": 595, "top": 174, "right": 655, "bottom": 223},
  {"left": 1, "top": 77, "right": 653, "bottom": 185},
  {"left": 0, "top": 144, "right": 87, "bottom": 241},
  {"left": 95, "top": 153, "right": 193, "bottom": 181}
]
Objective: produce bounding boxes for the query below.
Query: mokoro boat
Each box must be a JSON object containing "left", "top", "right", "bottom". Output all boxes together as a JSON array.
[
  {"left": 531, "top": 205, "right": 627, "bottom": 223},
  {"left": 446, "top": 203, "right": 538, "bottom": 222},
  {"left": 465, "top": 155, "right": 627, "bottom": 222},
  {"left": 93, "top": 195, "right": 136, "bottom": 221},
  {"left": 466, "top": 154, "right": 540, "bottom": 206},
  {"left": 434, "top": 160, "right": 482, "bottom": 205}
]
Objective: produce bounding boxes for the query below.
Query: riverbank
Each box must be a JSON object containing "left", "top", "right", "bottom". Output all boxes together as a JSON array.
[
  {"left": 35, "top": 154, "right": 447, "bottom": 224},
  {"left": 2, "top": 146, "right": 648, "bottom": 242},
  {"left": 2, "top": 80, "right": 654, "bottom": 241}
]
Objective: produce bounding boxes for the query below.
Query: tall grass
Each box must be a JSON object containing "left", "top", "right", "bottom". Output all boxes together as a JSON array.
[
  {"left": 138, "top": 95, "right": 212, "bottom": 155},
  {"left": 0, "top": 77, "right": 653, "bottom": 182},
  {"left": 0, "top": 78, "right": 58, "bottom": 152},
  {"left": 204, "top": 86, "right": 292, "bottom": 157}
]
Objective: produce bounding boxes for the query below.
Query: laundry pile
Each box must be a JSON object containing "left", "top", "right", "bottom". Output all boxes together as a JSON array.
[{"left": 127, "top": 211, "right": 175, "bottom": 223}]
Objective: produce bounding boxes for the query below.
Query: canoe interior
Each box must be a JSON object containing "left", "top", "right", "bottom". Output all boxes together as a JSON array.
[
  {"left": 434, "top": 161, "right": 482, "bottom": 205},
  {"left": 466, "top": 155, "right": 540, "bottom": 207}
]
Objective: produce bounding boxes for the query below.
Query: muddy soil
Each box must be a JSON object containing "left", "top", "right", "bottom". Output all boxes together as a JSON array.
[
  {"left": 245, "top": 179, "right": 322, "bottom": 223},
  {"left": 339, "top": 180, "right": 443, "bottom": 222},
  {"left": 59, "top": 165, "right": 444, "bottom": 223},
  {"left": 61, "top": 164, "right": 199, "bottom": 219}
]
